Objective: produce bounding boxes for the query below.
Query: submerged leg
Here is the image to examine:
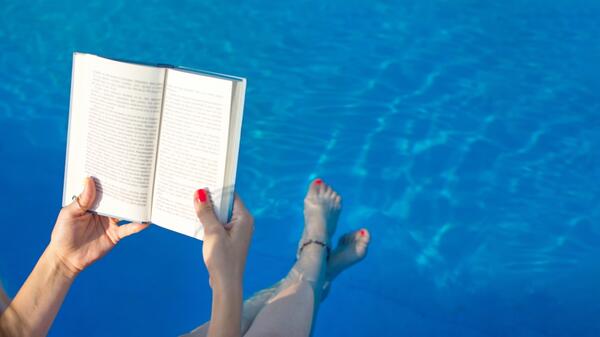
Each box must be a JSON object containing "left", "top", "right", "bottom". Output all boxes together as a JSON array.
[
  {"left": 240, "top": 228, "right": 371, "bottom": 337},
  {"left": 244, "top": 179, "right": 340, "bottom": 337},
  {"left": 183, "top": 180, "right": 371, "bottom": 337},
  {"left": 321, "top": 228, "right": 371, "bottom": 300},
  {"left": 243, "top": 245, "right": 326, "bottom": 337},
  {"left": 182, "top": 227, "right": 370, "bottom": 337},
  {"left": 181, "top": 281, "right": 282, "bottom": 337}
]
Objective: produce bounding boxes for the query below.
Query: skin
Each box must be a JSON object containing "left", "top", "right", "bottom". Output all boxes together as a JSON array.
[
  {"left": 184, "top": 180, "right": 371, "bottom": 337},
  {"left": 0, "top": 177, "right": 253, "bottom": 337},
  {"left": 244, "top": 179, "right": 340, "bottom": 337},
  {"left": 194, "top": 189, "right": 254, "bottom": 337},
  {"left": 0, "top": 177, "right": 149, "bottom": 337}
]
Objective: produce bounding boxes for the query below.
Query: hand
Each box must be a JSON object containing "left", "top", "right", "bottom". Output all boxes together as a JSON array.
[
  {"left": 49, "top": 177, "right": 149, "bottom": 278},
  {"left": 194, "top": 189, "right": 254, "bottom": 289}
]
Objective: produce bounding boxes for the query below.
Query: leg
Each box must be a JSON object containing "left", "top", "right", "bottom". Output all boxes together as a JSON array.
[
  {"left": 181, "top": 281, "right": 282, "bottom": 337},
  {"left": 321, "top": 228, "right": 371, "bottom": 300},
  {"left": 182, "top": 228, "right": 371, "bottom": 337},
  {"left": 241, "top": 228, "right": 371, "bottom": 337},
  {"left": 244, "top": 179, "right": 340, "bottom": 337},
  {"left": 243, "top": 246, "right": 327, "bottom": 337},
  {"left": 182, "top": 227, "right": 370, "bottom": 337},
  {"left": 183, "top": 180, "right": 371, "bottom": 337}
]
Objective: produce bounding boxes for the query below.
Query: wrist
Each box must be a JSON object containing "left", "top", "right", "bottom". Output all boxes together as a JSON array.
[
  {"left": 210, "top": 271, "right": 243, "bottom": 290},
  {"left": 212, "top": 282, "right": 242, "bottom": 309},
  {"left": 45, "top": 244, "right": 80, "bottom": 280},
  {"left": 209, "top": 282, "right": 243, "bottom": 337},
  {"left": 211, "top": 277, "right": 242, "bottom": 293}
]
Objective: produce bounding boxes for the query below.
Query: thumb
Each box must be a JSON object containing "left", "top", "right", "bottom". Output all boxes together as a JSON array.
[
  {"left": 65, "top": 176, "right": 96, "bottom": 216},
  {"left": 194, "top": 188, "right": 223, "bottom": 236},
  {"left": 230, "top": 194, "right": 254, "bottom": 242},
  {"left": 117, "top": 222, "right": 150, "bottom": 239}
]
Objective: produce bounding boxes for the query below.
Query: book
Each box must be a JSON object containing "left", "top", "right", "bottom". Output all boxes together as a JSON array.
[{"left": 62, "top": 52, "right": 246, "bottom": 240}]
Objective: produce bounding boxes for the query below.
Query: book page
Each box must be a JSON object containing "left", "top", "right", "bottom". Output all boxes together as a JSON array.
[
  {"left": 63, "top": 54, "right": 165, "bottom": 221},
  {"left": 150, "top": 69, "right": 233, "bottom": 239}
]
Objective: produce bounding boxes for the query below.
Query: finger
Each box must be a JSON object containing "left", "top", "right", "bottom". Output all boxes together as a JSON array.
[
  {"left": 230, "top": 193, "right": 249, "bottom": 217},
  {"left": 230, "top": 194, "right": 254, "bottom": 242},
  {"left": 194, "top": 188, "right": 223, "bottom": 236},
  {"left": 117, "top": 222, "right": 150, "bottom": 239},
  {"left": 64, "top": 176, "right": 97, "bottom": 216}
]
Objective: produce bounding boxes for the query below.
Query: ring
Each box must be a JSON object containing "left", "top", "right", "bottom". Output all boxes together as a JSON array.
[{"left": 73, "top": 195, "right": 87, "bottom": 212}]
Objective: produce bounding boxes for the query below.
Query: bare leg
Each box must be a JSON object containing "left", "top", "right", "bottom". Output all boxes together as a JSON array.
[
  {"left": 244, "top": 179, "right": 340, "bottom": 337},
  {"left": 182, "top": 228, "right": 370, "bottom": 337},
  {"left": 242, "top": 247, "right": 326, "bottom": 336},
  {"left": 182, "top": 181, "right": 370, "bottom": 337},
  {"left": 321, "top": 228, "right": 371, "bottom": 300},
  {"left": 181, "top": 281, "right": 282, "bottom": 337},
  {"left": 182, "top": 227, "right": 370, "bottom": 337}
]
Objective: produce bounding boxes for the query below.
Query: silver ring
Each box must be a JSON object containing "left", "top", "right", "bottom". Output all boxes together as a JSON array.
[{"left": 74, "top": 195, "right": 87, "bottom": 212}]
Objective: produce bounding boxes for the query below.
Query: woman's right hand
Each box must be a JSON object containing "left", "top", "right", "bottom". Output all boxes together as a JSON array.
[{"left": 194, "top": 189, "right": 254, "bottom": 290}]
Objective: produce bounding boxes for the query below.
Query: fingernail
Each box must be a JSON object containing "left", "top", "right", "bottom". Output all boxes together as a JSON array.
[
  {"left": 359, "top": 229, "right": 366, "bottom": 236},
  {"left": 196, "top": 189, "right": 207, "bottom": 203},
  {"left": 314, "top": 178, "right": 323, "bottom": 185}
]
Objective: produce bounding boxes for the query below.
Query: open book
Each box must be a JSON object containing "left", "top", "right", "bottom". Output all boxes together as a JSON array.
[{"left": 62, "top": 53, "right": 246, "bottom": 240}]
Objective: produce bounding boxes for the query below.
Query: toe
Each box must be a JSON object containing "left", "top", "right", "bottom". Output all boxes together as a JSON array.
[
  {"left": 353, "top": 229, "right": 370, "bottom": 256},
  {"left": 335, "top": 195, "right": 342, "bottom": 207},
  {"left": 307, "top": 178, "right": 323, "bottom": 198},
  {"left": 357, "top": 228, "right": 370, "bottom": 243},
  {"left": 324, "top": 186, "right": 333, "bottom": 198}
]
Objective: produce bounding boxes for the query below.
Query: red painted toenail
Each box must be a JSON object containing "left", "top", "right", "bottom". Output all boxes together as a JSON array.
[
  {"left": 196, "top": 189, "right": 207, "bottom": 203},
  {"left": 315, "top": 178, "right": 323, "bottom": 185},
  {"left": 360, "top": 229, "right": 366, "bottom": 236}
]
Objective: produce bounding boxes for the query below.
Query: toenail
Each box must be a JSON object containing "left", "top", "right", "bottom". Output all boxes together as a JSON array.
[
  {"left": 359, "top": 229, "right": 366, "bottom": 236},
  {"left": 315, "top": 178, "right": 323, "bottom": 185},
  {"left": 196, "top": 188, "right": 208, "bottom": 203}
]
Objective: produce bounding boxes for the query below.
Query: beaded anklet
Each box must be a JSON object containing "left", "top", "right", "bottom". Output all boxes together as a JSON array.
[{"left": 298, "top": 239, "right": 331, "bottom": 261}]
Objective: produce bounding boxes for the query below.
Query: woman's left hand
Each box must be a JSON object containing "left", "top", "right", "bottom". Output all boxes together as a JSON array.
[{"left": 48, "top": 177, "right": 149, "bottom": 278}]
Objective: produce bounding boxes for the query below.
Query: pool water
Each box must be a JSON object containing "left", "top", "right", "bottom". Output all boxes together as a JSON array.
[{"left": 1, "top": 0, "right": 600, "bottom": 336}]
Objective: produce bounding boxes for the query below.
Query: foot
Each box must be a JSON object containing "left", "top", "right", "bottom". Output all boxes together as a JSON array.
[
  {"left": 299, "top": 178, "right": 342, "bottom": 250},
  {"left": 292, "top": 178, "right": 342, "bottom": 285},
  {"left": 321, "top": 228, "right": 371, "bottom": 300},
  {"left": 327, "top": 228, "right": 370, "bottom": 280},
  {"left": 229, "top": 230, "right": 370, "bottom": 334}
]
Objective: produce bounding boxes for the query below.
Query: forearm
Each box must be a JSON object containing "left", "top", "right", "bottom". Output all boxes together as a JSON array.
[
  {"left": 207, "top": 282, "right": 242, "bottom": 337},
  {"left": 1, "top": 245, "right": 76, "bottom": 337}
]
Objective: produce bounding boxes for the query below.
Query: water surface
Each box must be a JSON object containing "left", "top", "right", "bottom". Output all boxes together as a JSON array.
[{"left": 1, "top": 0, "right": 599, "bottom": 336}]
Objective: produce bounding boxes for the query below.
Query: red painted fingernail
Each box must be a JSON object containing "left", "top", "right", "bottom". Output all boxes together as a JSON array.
[
  {"left": 196, "top": 189, "right": 207, "bottom": 203},
  {"left": 360, "top": 229, "right": 366, "bottom": 236},
  {"left": 314, "top": 178, "right": 323, "bottom": 185}
]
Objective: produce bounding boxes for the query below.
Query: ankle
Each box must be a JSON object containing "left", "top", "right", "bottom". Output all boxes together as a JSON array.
[
  {"left": 298, "top": 238, "right": 331, "bottom": 260},
  {"left": 301, "top": 243, "right": 328, "bottom": 260},
  {"left": 294, "top": 244, "right": 327, "bottom": 285}
]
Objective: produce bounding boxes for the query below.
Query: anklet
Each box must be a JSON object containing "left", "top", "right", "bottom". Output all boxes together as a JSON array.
[{"left": 298, "top": 239, "right": 330, "bottom": 260}]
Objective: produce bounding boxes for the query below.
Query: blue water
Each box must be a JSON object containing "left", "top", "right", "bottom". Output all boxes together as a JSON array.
[{"left": 1, "top": 0, "right": 600, "bottom": 336}]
